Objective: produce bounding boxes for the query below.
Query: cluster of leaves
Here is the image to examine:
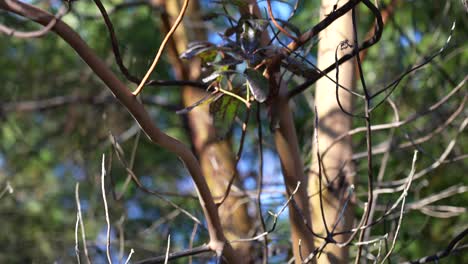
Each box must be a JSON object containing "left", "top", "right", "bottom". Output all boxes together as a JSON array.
[{"left": 177, "top": 15, "right": 273, "bottom": 138}]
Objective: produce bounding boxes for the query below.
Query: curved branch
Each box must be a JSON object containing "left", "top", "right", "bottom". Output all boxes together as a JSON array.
[
  {"left": 402, "top": 228, "right": 468, "bottom": 264},
  {"left": 133, "top": 0, "right": 190, "bottom": 95},
  {"left": 0, "top": 2, "right": 69, "bottom": 38},
  {"left": 266, "top": 0, "right": 298, "bottom": 41}
]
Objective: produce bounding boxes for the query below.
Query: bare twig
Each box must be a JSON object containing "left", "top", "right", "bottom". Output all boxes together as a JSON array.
[
  {"left": 411, "top": 185, "right": 467, "bottom": 206},
  {"left": 0, "top": 181, "right": 13, "bottom": 199},
  {"left": 164, "top": 235, "right": 171, "bottom": 264},
  {"left": 379, "top": 180, "right": 410, "bottom": 263},
  {"left": 100, "top": 154, "right": 112, "bottom": 264},
  {"left": 139, "top": 210, "right": 181, "bottom": 237},
  {"left": 134, "top": 0, "right": 190, "bottom": 95},
  {"left": 109, "top": 133, "right": 202, "bottom": 225},
  {"left": 266, "top": 0, "right": 298, "bottom": 41},
  {"left": 324, "top": 76, "right": 467, "bottom": 161},
  {"left": 124, "top": 249, "right": 135, "bottom": 264},
  {"left": 230, "top": 182, "right": 302, "bottom": 243},
  {"left": 117, "top": 215, "right": 126, "bottom": 262},
  {"left": 370, "top": 22, "right": 456, "bottom": 110},
  {"left": 188, "top": 223, "right": 198, "bottom": 264},
  {"left": 419, "top": 205, "right": 466, "bottom": 218},
  {"left": 217, "top": 107, "right": 251, "bottom": 205},
  {"left": 354, "top": 234, "right": 389, "bottom": 246},
  {"left": 75, "top": 183, "right": 92, "bottom": 264},
  {"left": 90, "top": 0, "right": 201, "bottom": 90},
  {"left": 75, "top": 212, "right": 81, "bottom": 264},
  {"left": 353, "top": 5, "right": 375, "bottom": 261},
  {"left": 401, "top": 228, "right": 468, "bottom": 264},
  {"left": 0, "top": 2, "right": 69, "bottom": 38},
  {"left": 335, "top": 150, "right": 418, "bottom": 252},
  {"left": 288, "top": 0, "right": 383, "bottom": 98},
  {"left": 256, "top": 104, "right": 268, "bottom": 263},
  {"left": 134, "top": 244, "right": 212, "bottom": 264},
  {"left": 314, "top": 106, "right": 330, "bottom": 236},
  {"left": 379, "top": 118, "right": 467, "bottom": 187}
]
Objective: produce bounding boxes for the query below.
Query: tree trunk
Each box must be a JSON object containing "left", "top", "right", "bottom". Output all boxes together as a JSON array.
[
  {"left": 160, "top": 0, "right": 253, "bottom": 260},
  {"left": 308, "top": 1, "right": 356, "bottom": 263},
  {"left": 274, "top": 89, "right": 316, "bottom": 262}
]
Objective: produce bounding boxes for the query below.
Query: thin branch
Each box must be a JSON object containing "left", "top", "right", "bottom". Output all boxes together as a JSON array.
[
  {"left": 0, "top": 181, "right": 13, "bottom": 200},
  {"left": 109, "top": 133, "right": 202, "bottom": 225},
  {"left": 92, "top": 0, "right": 140, "bottom": 84},
  {"left": 139, "top": 210, "right": 181, "bottom": 238},
  {"left": 379, "top": 117, "right": 467, "bottom": 187},
  {"left": 75, "top": 183, "right": 92, "bottom": 264},
  {"left": 75, "top": 194, "right": 82, "bottom": 264},
  {"left": 353, "top": 4, "right": 375, "bottom": 261},
  {"left": 90, "top": 0, "right": 202, "bottom": 90},
  {"left": 117, "top": 215, "right": 126, "bottom": 263},
  {"left": 266, "top": 0, "right": 298, "bottom": 41},
  {"left": 285, "top": 0, "right": 362, "bottom": 52},
  {"left": 133, "top": 0, "right": 190, "bottom": 95},
  {"left": 379, "top": 178, "right": 409, "bottom": 263},
  {"left": 389, "top": 13, "right": 456, "bottom": 87},
  {"left": 325, "top": 76, "right": 467, "bottom": 161},
  {"left": 370, "top": 22, "right": 456, "bottom": 110},
  {"left": 164, "top": 235, "right": 171, "bottom": 264},
  {"left": 406, "top": 185, "right": 467, "bottom": 211},
  {"left": 0, "top": 2, "right": 69, "bottom": 38},
  {"left": 134, "top": 244, "right": 212, "bottom": 264},
  {"left": 188, "top": 223, "right": 198, "bottom": 264},
  {"left": 230, "top": 182, "right": 302, "bottom": 243},
  {"left": 256, "top": 103, "right": 268, "bottom": 264},
  {"left": 401, "top": 228, "right": 468, "bottom": 264},
  {"left": 335, "top": 151, "right": 418, "bottom": 240},
  {"left": 288, "top": 0, "right": 383, "bottom": 98},
  {"left": 100, "top": 154, "right": 112, "bottom": 264},
  {"left": 313, "top": 106, "right": 330, "bottom": 236},
  {"left": 358, "top": 0, "right": 399, "bottom": 62},
  {"left": 217, "top": 107, "right": 251, "bottom": 205},
  {"left": 419, "top": 205, "right": 466, "bottom": 218},
  {"left": 124, "top": 249, "right": 135, "bottom": 264},
  {"left": 334, "top": 40, "right": 363, "bottom": 118}
]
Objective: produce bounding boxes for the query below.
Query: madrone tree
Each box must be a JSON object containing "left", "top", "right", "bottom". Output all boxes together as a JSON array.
[{"left": 0, "top": 0, "right": 466, "bottom": 263}]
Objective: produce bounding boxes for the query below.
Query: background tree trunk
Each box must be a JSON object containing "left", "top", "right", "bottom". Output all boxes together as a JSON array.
[
  {"left": 308, "top": 1, "right": 356, "bottom": 263},
  {"left": 161, "top": 0, "right": 253, "bottom": 260}
]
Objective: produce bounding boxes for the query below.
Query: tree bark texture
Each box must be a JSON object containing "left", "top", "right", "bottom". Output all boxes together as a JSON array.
[
  {"left": 308, "top": 1, "right": 356, "bottom": 263},
  {"left": 161, "top": 0, "right": 253, "bottom": 260}
]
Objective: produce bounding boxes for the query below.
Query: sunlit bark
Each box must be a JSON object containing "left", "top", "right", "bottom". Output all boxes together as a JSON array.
[
  {"left": 161, "top": 0, "right": 253, "bottom": 260},
  {"left": 308, "top": 1, "right": 356, "bottom": 263}
]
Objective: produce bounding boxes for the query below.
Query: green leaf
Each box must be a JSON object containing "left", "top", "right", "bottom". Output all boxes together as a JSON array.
[
  {"left": 210, "top": 94, "right": 241, "bottom": 138},
  {"left": 210, "top": 54, "right": 243, "bottom": 67},
  {"left": 244, "top": 68, "right": 268, "bottom": 102},
  {"left": 180, "top": 41, "right": 216, "bottom": 63},
  {"left": 202, "top": 71, "right": 222, "bottom": 83}
]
